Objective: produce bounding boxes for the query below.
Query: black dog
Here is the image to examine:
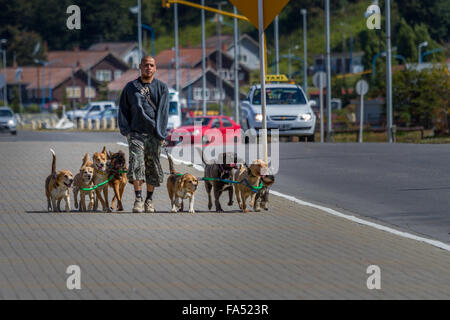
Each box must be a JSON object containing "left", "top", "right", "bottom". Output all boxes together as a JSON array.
[
  {"left": 252, "top": 175, "right": 275, "bottom": 211},
  {"left": 199, "top": 149, "right": 239, "bottom": 212}
]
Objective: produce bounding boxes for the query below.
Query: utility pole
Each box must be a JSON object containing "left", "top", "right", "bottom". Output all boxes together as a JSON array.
[
  {"left": 325, "top": 0, "right": 332, "bottom": 142},
  {"left": 174, "top": 2, "right": 180, "bottom": 95},
  {"left": 288, "top": 48, "right": 292, "bottom": 78},
  {"left": 201, "top": 0, "right": 207, "bottom": 115},
  {"left": 1, "top": 39, "right": 7, "bottom": 106},
  {"left": 217, "top": 2, "right": 224, "bottom": 115},
  {"left": 233, "top": 5, "right": 240, "bottom": 123},
  {"left": 301, "top": 9, "right": 308, "bottom": 96},
  {"left": 386, "top": 0, "right": 393, "bottom": 143},
  {"left": 137, "top": 0, "right": 142, "bottom": 61},
  {"left": 274, "top": 15, "right": 280, "bottom": 74}
]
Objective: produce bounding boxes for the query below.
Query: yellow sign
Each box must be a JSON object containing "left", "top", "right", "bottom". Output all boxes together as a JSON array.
[
  {"left": 229, "top": 0, "right": 290, "bottom": 30},
  {"left": 265, "top": 74, "right": 288, "bottom": 82}
]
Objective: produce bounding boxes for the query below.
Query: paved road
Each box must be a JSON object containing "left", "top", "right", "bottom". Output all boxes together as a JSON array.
[
  {"left": 2, "top": 131, "right": 450, "bottom": 244},
  {"left": 0, "top": 137, "right": 449, "bottom": 299}
]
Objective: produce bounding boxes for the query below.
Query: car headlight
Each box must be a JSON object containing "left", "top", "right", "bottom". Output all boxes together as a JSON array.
[
  {"left": 255, "top": 114, "right": 263, "bottom": 122},
  {"left": 299, "top": 113, "right": 312, "bottom": 121},
  {"left": 192, "top": 129, "right": 200, "bottom": 136},
  {"left": 7, "top": 119, "right": 15, "bottom": 126}
]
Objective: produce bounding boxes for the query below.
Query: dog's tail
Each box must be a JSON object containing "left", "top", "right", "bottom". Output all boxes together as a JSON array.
[
  {"left": 196, "top": 147, "right": 208, "bottom": 166},
  {"left": 167, "top": 153, "right": 176, "bottom": 175},
  {"left": 50, "top": 149, "right": 56, "bottom": 174}
]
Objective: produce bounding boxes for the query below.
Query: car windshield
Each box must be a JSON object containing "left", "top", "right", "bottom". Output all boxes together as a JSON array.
[
  {"left": 169, "top": 102, "right": 178, "bottom": 115},
  {"left": 0, "top": 110, "right": 13, "bottom": 117},
  {"left": 252, "top": 87, "right": 307, "bottom": 105},
  {"left": 183, "top": 117, "right": 212, "bottom": 126}
]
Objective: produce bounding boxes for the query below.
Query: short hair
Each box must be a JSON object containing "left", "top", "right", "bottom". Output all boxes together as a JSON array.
[{"left": 140, "top": 56, "right": 155, "bottom": 64}]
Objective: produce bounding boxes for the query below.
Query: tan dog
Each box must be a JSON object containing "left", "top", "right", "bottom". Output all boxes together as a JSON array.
[
  {"left": 73, "top": 153, "right": 95, "bottom": 212},
  {"left": 107, "top": 150, "right": 128, "bottom": 212},
  {"left": 233, "top": 160, "right": 268, "bottom": 213},
  {"left": 166, "top": 153, "right": 199, "bottom": 213},
  {"left": 92, "top": 146, "right": 111, "bottom": 212},
  {"left": 45, "top": 149, "right": 74, "bottom": 212}
]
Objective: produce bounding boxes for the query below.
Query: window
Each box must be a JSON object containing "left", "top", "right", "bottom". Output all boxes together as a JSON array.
[
  {"left": 239, "top": 54, "right": 248, "bottom": 63},
  {"left": 193, "top": 87, "right": 210, "bottom": 100},
  {"left": 210, "top": 119, "right": 221, "bottom": 128},
  {"left": 66, "top": 86, "right": 81, "bottom": 98},
  {"left": 169, "top": 101, "right": 178, "bottom": 115},
  {"left": 252, "top": 87, "right": 307, "bottom": 105},
  {"left": 89, "top": 105, "right": 101, "bottom": 112},
  {"left": 96, "top": 70, "right": 112, "bottom": 82},
  {"left": 222, "top": 118, "right": 233, "bottom": 127},
  {"left": 114, "top": 70, "right": 122, "bottom": 80},
  {"left": 84, "top": 86, "right": 96, "bottom": 99},
  {"left": 213, "top": 89, "right": 224, "bottom": 101},
  {"left": 183, "top": 117, "right": 211, "bottom": 126}
]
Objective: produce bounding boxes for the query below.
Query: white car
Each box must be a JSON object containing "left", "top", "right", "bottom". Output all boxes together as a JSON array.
[
  {"left": 66, "top": 101, "right": 116, "bottom": 121},
  {"left": 240, "top": 84, "right": 317, "bottom": 141},
  {"left": 167, "top": 89, "right": 182, "bottom": 131}
]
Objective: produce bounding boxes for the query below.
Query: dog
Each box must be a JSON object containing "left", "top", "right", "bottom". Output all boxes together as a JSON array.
[
  {"left": 73, "top": 153, "right": 95, "bottom": 212},
  {"left": 233, "top": 159, "right": 268, "bottom": 213},
  {"left": 166, "top": 152, "right": 199, "bottom": 213},
  {"left": 92, "top": 146, "right": 111, "bottom": 212},
  {"left": 107, "top": 150, "right": 128, "bottom": 212},
  {"left": 45, "top": 149, "right": 74, "bottom": 212},
  {"left": 199, "top": 148, "right": 239, "bottom": 212},
  {"left": 251, "top": 174, "right": 275, "bottom": 211}
]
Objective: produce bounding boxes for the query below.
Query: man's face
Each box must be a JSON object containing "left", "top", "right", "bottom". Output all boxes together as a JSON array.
[{"left": 140, "top": 58, "right": 156, "bottom": 78}]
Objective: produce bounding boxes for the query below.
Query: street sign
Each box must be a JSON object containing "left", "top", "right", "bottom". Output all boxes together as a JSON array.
[
  {"left": 313, "top": 72, "right": 327, "bottom": 88},
  {"left": 265, "top": 74, "right": 288, "bottom": 82},
  {"left": 356, "top": 79, "right": 369, "bottom": 96},
  {"left": 229, "top": 0, "right": 290, "bottom": 30},
  {"left": 0, "top": 74, "right": 5, "bottom": 89}
]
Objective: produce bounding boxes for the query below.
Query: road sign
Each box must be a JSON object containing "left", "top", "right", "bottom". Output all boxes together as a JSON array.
[
  {"left": 229, "top": 0, "right": 290, "bottom": 30},
  {"left": 265, "top": 74, "right": 288, "bottom": 82},
  {"left": 356, "top": 80, "right": 369, "bottom": 96},
  {"left": 313, "top": 72, "right": 327, "bottom": 88},
  {"left": 0, "top": 74, "right": 5, "bottom": 89}
]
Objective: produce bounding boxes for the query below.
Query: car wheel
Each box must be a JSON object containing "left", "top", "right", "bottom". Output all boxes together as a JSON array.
[
  {"left": 306, "top": 134, "right": 315, "bottom": 142},
  {"left": 11, "top": 131, "right": 17, "bottom": 135}
]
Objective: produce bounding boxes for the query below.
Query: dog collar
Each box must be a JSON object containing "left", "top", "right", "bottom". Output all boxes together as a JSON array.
[{"left": 95, "top": 168, "right": 108, "bottom": 176}]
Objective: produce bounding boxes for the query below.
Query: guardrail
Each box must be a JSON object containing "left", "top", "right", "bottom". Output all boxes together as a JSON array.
[{"left": 319, "top": 125, "right": 425, "bottom": 142}]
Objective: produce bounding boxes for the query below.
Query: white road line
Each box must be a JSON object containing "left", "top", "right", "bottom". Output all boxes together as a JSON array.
[{"left": 117, "top": 142, "right": 450, "bottom": 252}]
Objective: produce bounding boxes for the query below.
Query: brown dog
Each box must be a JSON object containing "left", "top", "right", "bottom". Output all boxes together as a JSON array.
[
  {"left": 92, "top": 146, "right": 111, "bottom": 212},
  {"left": 233, "top": 160, "right": 268, "bottom": 213},
  {"left": 73, "top": 153, "right": 95, "bottom": 212},
  {"left": 45, "top": 149, "right": 74, "bottom": 212},
  {"left": 107, "top": 150, "right": 128, "bottom": 212},
  {"left": 166, "top": 153, "right": 199, "bottom": 213},
  {"left": 251, "top": 174, "right": 275, "bottom": 212}
]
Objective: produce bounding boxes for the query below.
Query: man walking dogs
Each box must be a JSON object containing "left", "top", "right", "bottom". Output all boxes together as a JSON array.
[{"left": 118, "top": 56, "right": 169, "bottom": 213}]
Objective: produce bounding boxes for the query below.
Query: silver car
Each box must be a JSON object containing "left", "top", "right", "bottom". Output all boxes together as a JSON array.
[
  {"left": 0, "top": 107, "right": 17, "bottom": 135},
  {"left": 241, "top": 84, "right": 317, "bottom": 141}
]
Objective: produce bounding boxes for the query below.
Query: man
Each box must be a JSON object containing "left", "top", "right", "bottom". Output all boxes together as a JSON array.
[{"left": 118, "top": 56, "right": 169, "bottom": 213}]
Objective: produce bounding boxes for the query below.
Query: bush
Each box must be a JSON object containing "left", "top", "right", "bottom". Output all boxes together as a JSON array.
[{"left": 25, "top": 104, "right": 41, "bottom": 113}]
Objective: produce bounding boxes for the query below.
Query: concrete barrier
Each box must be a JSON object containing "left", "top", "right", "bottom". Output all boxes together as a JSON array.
[
  {"left": 101, "top": 118, "right": 107, "bottom": 130},
  {"left": 110, "top": 119, "right": 116, "bottom": 130},
  {"left": 86, "top": 119, "right": 92, "bottom": 130},
  {"left": 79, "top": 119, "right": 85, "bottom": 130},
  {"left": 94, "top": 119, "right": 100, "bottom": 130}
]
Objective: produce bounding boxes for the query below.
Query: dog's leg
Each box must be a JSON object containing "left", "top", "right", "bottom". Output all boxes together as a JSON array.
[
  {"left": 205, "top": 181, "right": 213, "bottom": 211},
  {"left": 103, "top": 187, "right": 111, "bottom": 213},
  {"left": 47, "top": 196, "right": 52, "bottom": 212},
  {"left": 93, "top": 193, "right": 98, "bottom": 211},
  {"left": 65, "top": 194, "right": 71, "bottom": 212},
  {"left": 73, "top": 188, "right": 79, "bottom": 209},
  {"left": 242, "top": 193, "right": 249, "bottom": 213},
  {"left": 51, "top": 198, "right": 57, "bottom": 212},
  {"left": 80, "top": 192, "right": 85, "bottom": 212},
  {"left": 227, "top": 186, "right": 234, "bottom": 206},
  {"left": 252, "top": 193, "right": 261, "bottom": 212},
  {"left": 95, "top": 189, "right": 105, "bottom": 212},
  {"left": 213, "top": 185, "right": 224, "bottom": 212},
  {"left": 263, "top": 191, "right": 269, "bottom": 210},
  {"left": 88, "top": 192, "right": 94, "bottom": 211},
  {"left": 57, "top": 199, "right": 62, "bottom": 212},
  {"left": 117, "top": 182, "right": 126, "bottom": 211},
  {"left": 188, "top": 195, "right": 195, "bottom": 214},
  {"left": 171, "top": 197, "right": 178, "bottom": 213},
  {"left": 112, "top": 183, "right": 121, "bottom": 212},
  {"left": 235, "top": 187, "right": 242, "bottom": 210}
]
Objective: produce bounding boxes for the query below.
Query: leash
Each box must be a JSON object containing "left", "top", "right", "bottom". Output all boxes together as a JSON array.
[{"left": 80, "top": 170, "right": 127, "bottom": 191}]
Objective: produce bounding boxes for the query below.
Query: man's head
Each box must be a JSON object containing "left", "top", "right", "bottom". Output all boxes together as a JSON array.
[{"left": 139, "top": 56, "right": 156, "bottom": 81}]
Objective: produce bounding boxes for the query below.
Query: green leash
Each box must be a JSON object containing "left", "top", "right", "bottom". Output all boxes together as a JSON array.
[{"left": 80, "top": 170, "right": 127, "bottom": 191}]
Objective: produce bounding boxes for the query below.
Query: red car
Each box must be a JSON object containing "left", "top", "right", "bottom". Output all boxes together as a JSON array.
[{"left": 167, "top": 115, "right": 242, "bottom": 146}]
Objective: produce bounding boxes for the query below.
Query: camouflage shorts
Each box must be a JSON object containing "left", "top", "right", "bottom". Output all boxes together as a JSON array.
[{"left": 127, "top": 132, "right": 164, "bottom": 187}]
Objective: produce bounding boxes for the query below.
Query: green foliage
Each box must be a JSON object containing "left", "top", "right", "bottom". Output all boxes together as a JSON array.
[
  {"left": 393, "top": 67, "right": 450, "bottom": 130},
  {"left": 26, "top": 104, "right": 41, "bottom": 113}
]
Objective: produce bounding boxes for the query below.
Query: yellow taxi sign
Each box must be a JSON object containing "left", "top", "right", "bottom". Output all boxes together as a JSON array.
[
  {"left": 230, "top": 0, "right": 290, "bottom": 30},
  {"left": 265, "top": 74, "right": 289, "bottom": 82}
]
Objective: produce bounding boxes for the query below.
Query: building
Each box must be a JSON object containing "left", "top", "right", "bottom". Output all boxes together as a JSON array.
[
  {"left": 88, "top": 42, "right": 142, "bottom": 69},
  {"left": 313, "top": 52, "right": 364, "bottom": 75}
]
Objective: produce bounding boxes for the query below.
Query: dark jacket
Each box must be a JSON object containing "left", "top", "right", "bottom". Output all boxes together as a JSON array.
[{"left": 118, "top": 77, "right": 169, "bottom": 140}]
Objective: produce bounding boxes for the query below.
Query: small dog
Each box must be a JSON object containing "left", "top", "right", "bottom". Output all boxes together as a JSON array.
[
  {"left": 107, "top": 150, "right": 128, "bottom": 212},
  {"left": 73, "top": 153, "right": 95, "bottom": 212},
  {"left": 166, "top": 152, "right": 199, "bottom": 213},
  {"left": 233, "top": 160, "right": 268, "bottom": 213},
  {"left": 199, "top": 148, "right": 239, "bottom": 212},
  {"left": 251, "top": 174, "right": 275, "bottom": 211},
  {"left": 45, "top": 149, "right": 74, "bottom": 212},
  {"left": 92, "top": 146, "right": 110, "bottom": 212}
]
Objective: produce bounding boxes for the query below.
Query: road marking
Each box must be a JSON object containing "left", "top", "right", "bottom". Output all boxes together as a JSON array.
[{"left": 117, "top": 142, "right": 450, "bottom": 252}]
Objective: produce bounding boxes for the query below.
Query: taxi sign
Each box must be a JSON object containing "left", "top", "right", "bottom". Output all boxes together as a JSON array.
[
  {"left": 265, "top": 74, "right": 288, "bottom": 82},
  {"left": 230, "top": 0, "right": 290, "bottom": 30}
]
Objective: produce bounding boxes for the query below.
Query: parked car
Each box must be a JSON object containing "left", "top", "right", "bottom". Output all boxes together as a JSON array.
[
  {"left": 66, "top": 101, "right": 116, "bottom": 121},
  {"left": 240, "top": 83, "right": 317, "bottom": 141},
  {"left": 0, "top": 107, "right": 17, "bottom": 135},
  {"left": 166, "top": 115, "right": 241, "bottom": 146},
  {"left": 167, "top": 89, "right": 182, "bottom": 131},
  {"left": 85, "top": 107, "right": 118, "bottom": 127}
]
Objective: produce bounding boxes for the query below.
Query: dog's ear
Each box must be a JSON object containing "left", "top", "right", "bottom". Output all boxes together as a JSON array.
[
  {"left": 179, "top": 175, "right": 186, "bottom": 190},
  {"left": 81, "top": 153, "right": 89, "bottom": 167},
  {"left": 101, "top": 146, "right": 107, "bottom": 155},
  {"left": 108, "top": 151, "right": 113, "bottom": 160}
]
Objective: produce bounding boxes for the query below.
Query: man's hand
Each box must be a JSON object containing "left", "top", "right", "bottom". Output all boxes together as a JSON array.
[{"left": 161, "top": 139, "right": 167, "bottom": 147}]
